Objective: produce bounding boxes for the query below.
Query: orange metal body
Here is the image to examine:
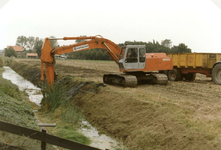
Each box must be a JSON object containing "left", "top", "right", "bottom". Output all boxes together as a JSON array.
[
  {"left": 144, "top": 53, "right": 172, "bottom": 71},
  {"left": 41, "top": 36, "right": 173, "bottom": 85}
]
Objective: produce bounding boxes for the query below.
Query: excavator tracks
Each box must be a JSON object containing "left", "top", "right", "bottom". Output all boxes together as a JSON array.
[
  {"left": 103, "top": 73, "right": 137, "bottom": 87},
  {"left": 103, "top": 73, "right": 168, "bottom": 87},
  {"left": 151, "top": 73, "right": 168, "bottom": 85}
]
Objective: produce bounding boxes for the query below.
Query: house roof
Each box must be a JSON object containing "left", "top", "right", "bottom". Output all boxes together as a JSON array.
[
  {"left": 27, "top": 53, "right": 38, "bottom": 56},
  {"left": 7, "top": 46, "right": 23, "bottom": 52}
]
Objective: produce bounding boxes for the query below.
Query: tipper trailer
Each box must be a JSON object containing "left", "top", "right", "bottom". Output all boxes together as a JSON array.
[{"left": 165, "top": 53, "right": 221, "bottom": 85}]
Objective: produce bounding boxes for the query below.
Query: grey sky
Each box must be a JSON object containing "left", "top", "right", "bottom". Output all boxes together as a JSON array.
[
  {"left": 0, "top": 0, "right": 9, "bottom": 9},
  {"left": 0, "top": 0, "right": 221, "bottom": 53},
  {"left": 211, "top": 0, "right": 221, "bottom": 10}
]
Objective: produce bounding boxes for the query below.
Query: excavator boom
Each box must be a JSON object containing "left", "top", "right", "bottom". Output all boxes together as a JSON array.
[{"left": 41, "top": 35, "right": 121, "bottom": 85}]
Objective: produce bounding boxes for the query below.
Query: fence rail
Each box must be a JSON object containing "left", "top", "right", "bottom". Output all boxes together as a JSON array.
[{"left": 0, "top": 120, "right": 100, "bottom": 150}]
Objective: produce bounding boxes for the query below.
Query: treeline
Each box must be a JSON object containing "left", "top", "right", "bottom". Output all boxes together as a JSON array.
[
  {"left": 67, "top": 39, "right": 192, "bottom": 60},
  {"left": 67, "top": 49, "right": 113, "bottom": 60},
  {"left": 120, "top": 39, "right": 192, "bottom": 54},
  {"left": 5, "top": 36, "right": 192, "bottom": 60}
]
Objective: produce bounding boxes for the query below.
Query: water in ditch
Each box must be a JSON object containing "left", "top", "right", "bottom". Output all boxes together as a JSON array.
[
  {"left": 2, "top": 66, "right": 125, "bottom": 150},
  {"left": 3, "top": 66, "right": 43, "bottom": 105}
]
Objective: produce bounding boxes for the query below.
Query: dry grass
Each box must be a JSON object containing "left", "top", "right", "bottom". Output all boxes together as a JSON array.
[{"left": 12, "top": 58, "right": 221, "bottom": 150}]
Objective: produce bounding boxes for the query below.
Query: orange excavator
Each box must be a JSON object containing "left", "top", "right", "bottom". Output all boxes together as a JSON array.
[{"left": 41, "top": 35, "right": 173, "bottom": 87}]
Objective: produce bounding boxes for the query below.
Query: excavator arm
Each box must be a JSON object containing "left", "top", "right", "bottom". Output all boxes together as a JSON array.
[{"left": 41, "top": 35, "right": 121, "bottom": 85}]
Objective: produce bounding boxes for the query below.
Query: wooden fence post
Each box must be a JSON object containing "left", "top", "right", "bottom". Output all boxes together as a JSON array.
[{"left": 41, "top": 129, "right": 46, "bottom": 150}]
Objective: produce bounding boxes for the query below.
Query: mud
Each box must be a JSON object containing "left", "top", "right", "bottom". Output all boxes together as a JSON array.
[{"left": 10, "top": 59, "right": 221, "bottom": 150}]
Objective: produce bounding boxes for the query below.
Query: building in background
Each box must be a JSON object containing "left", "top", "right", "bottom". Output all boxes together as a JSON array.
[
  {"left": 7, "top": 46, "right": 23, "bottom": 58},
  {"left": 26, "top": 53, "right": 38, "bottom": 59}
]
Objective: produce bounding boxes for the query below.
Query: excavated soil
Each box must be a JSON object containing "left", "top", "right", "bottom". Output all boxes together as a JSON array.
[{"left": 10, "top": 59, "right": 221, "bottom": 150}]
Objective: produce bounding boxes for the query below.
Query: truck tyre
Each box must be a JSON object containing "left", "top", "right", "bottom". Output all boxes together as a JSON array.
[
  {"left": 184, "top": 73, "right": 196, "bottom": 82},
  {"left": 167, "top": 69, "right": 181, "bottom": 81},
  {"left": 212, "top": 64, "right": 221, "bottom": 85}
]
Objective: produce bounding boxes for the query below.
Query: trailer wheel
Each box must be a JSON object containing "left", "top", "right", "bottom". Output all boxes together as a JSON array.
[
  {"left": 212, "top": 64, "right": 221, "bottom": 85},
  {"left": 167, "top": 69, "right": 181, "bottom": 81},
  {"left": 184, "top": 73, "right": 196, "bottom": 82}
]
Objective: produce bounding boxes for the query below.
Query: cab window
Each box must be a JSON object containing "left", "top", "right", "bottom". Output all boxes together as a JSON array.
[
  {"left": 125, "top": 48, "right": 138, "bottom": 63},
  {"left": 139, "top": 48, "right": 146, "bottom": 62}
]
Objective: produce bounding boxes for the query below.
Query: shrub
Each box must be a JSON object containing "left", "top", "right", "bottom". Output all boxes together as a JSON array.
[{"left": 41, "top": 83, "right": 68, "bottom": 112}]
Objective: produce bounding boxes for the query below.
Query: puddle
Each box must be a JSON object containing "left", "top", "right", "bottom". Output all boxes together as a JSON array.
[
  {"left": 2, "top": 66, "right": 126, "bottom": 150},
  {"left": 79, "top": 120, "right": 125, "bottom": 149}
]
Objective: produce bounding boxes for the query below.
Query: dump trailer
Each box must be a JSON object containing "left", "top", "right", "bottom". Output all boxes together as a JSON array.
[{"left": 165, "top": 53, "right": 221, "bottom": 85}]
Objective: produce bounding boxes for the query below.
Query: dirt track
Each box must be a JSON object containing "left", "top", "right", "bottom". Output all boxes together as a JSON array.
[{"left": 13, "top": 59, "right": 221, "bottom": 150}]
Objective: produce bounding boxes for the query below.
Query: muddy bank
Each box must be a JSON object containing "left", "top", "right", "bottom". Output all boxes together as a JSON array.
[
  {"left": 9, "top": 60, "right": 42, "bottom": 86},
  {"left": 9, "top": 59, "right": 221, "bottom": 150}
]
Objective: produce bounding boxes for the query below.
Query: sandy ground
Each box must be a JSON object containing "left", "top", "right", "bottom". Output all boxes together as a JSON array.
[{"left": 14, "top": 58, "right": 221, "bottom": 150}]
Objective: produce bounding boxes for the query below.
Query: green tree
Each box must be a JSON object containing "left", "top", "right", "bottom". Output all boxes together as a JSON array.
[
  {"left": 171, "top": 43, "right": 191, "bottom": 53},
  {"left": 49, "top": 36, "right": 59, "bottom": 49},
  {"left": 75, "top": 35, "right": 87, "bottom": 43},
  {"left": 16, "top": 35, "right": 28, "bottom": 50},
  {"left": 4, "top": 47, "right": 17, "bottom": 57},
  {"left": 27, "top": 36, "right": 35, "bottom": 51},
  {"left": 34, "top": 37, "right": 44, "bottom": 58},
  {"left": 16, "top": 36, "right": 36, "bottom": 51},
  {"left": 145, "top": 41, "right": 156, "bottom": 53},
  {"left": 161, "top": 39, "right": 172, "bottom": 48}
]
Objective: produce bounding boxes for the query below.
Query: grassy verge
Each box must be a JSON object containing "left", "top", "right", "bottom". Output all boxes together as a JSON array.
[
  {"left": 0, "top": 67, "right": 55, "bottom": 149},
  {"left": 0, "top": 68, "right": 38, "bottom": 128}
]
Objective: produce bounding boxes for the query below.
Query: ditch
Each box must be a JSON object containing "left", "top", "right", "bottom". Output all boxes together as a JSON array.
[{"left": 2, "top": 66, "right": 124, "bottom": 150}]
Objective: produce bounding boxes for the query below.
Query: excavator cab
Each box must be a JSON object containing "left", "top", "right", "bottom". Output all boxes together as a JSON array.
[{"left": 118, "top": 45, "right": 146, "bottom": 70}]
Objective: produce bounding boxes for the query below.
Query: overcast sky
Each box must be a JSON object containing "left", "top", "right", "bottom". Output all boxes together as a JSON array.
[{"left": 0, "top": 0, "right": 221, "bottom": 53}]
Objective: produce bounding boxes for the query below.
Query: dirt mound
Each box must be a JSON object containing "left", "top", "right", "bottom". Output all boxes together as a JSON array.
[{"left": 9, "top": 59, "right": 221, "bottom": 150}]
